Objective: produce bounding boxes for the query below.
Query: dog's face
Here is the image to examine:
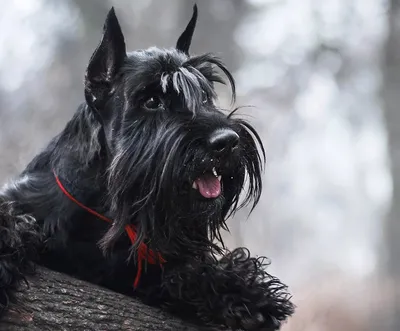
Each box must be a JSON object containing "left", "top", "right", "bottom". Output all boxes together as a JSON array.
[{"left": 85, "top": 6, "right": 265, "bottom": 257}]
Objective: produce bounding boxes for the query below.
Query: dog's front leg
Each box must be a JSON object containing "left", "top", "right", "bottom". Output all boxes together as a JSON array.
[
  {"left": 0, "top": 194, "right": 41, "bottom": 316},
  {"left": 161, "top": 247, "right": 294, "bottom": 331}
]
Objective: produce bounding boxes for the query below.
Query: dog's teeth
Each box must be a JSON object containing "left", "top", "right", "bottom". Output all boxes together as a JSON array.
[
  {"left": 217, "top": 175, "right": 222, "bottom": 182},
  {"left": 192, "top": 181, "right": 198, "bottom": 190},
  {"left": 212, "top": 167, "right": 218, "bottom": 177}
]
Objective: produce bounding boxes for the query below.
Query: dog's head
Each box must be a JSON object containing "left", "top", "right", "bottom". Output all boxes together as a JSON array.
[{"left": 85, "top": 6, "right": 265, "bottom": 257}]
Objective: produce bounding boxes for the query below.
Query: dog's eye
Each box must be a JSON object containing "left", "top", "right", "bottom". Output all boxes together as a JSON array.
[{"left": 143, "top": 96, "right": 163, "bottom": 110}]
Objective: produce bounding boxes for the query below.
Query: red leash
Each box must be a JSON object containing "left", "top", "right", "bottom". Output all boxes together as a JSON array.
[{"left": 53, "top": 170, "right": 165, "bottom": 289}]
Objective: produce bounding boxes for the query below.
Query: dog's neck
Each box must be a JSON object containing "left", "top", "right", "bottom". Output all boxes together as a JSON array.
[{"left": 21, "top": 104, "right": 107, "bottom": 209}]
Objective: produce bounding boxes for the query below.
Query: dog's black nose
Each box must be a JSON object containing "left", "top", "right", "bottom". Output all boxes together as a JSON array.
[{"left": 208, "top": 129, "right": 239, "bottom": 154}]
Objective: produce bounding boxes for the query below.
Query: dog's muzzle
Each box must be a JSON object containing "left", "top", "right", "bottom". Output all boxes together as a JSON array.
[{"left": 191, "top": 128, "right": 238, "bottom": 199}]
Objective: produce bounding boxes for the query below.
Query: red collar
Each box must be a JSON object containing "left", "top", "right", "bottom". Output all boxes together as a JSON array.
[{"left": 53, "top": 170, "right": 166, "bottom": 289}]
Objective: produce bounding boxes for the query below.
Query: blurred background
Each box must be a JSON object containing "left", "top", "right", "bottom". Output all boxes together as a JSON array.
[{"left": 0, "top": 0, "right": 399, "bottom": 330}]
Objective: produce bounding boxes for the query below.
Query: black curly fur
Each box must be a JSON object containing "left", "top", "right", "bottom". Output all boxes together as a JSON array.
[
  {"left": 0, "top": 5, "right": 294, "bottom": 330},
  {"left": 159, "top": 248, "right": 293, "bottom": 330}
]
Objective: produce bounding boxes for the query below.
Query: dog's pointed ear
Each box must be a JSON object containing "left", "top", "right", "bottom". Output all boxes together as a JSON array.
[
  {"left": 176, "top": 4, "right": 198, "bottom": 55},
  {"left": 85, "top": 7, "right": 126, "bottom": 109}
]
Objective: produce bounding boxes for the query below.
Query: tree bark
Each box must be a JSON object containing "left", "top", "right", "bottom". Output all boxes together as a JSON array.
[{"left": 2, "top": 267, "right": 215, "bottom": 331}]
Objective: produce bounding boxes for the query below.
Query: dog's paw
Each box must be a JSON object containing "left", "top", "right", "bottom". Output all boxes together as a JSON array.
[
  {"left": 218, "top": 248, "right": 295, "bottom": 330},
  {"left": 221, "top": 288, "right": 295, "bottom": 331},
  {"left": 223, "top": 303, "right": 281, "bottom": 331},
  {"left": 0, "top": 207, "right": 38, "bottom": 318},
  {"left": 160, "top": 248, "right": 294, "bottom": 330}
]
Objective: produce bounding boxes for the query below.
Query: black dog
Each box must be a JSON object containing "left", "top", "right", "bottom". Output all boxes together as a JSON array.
[{"left": 0, "top": 5, "right": 294, "bottom": 330}]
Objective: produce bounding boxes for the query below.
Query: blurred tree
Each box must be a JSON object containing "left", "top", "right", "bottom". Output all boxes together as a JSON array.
[{"left": 383, "top": 0, "right": 400, "bottom": 329}]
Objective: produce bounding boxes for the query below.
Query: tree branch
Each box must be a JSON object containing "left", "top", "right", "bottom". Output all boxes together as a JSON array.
[{"left": 2, "top": 267, "right": 215, "bottom": 331}]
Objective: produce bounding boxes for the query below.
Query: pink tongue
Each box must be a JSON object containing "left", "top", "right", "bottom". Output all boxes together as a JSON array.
[{"left": 195, "top": 174, "right": 221, "bottom": 198}]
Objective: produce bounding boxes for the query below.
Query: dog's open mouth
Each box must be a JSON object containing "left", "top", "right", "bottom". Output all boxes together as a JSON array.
[{"left": 192, "top": 167, "right": 222, "bottom": 198}]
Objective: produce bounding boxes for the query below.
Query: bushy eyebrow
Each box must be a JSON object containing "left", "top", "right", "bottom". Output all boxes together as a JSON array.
[
  {"left": 158, "top": 53, "right": 236, "bottom": 113},
  {"left": 121, "top": 52, "right": 236, "bottom": 113},
  {"left": 159, "top": 67, "right": 215, "bottom": 113}
]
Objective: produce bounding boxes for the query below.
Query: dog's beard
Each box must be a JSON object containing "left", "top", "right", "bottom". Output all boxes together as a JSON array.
[{"left": 100, "top": 114, "right": 264, "bottom": 259}]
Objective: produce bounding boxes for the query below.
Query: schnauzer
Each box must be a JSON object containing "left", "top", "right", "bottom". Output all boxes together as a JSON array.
[{"left": 0, "top": 5, "right": 294, "bottom": 330}]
